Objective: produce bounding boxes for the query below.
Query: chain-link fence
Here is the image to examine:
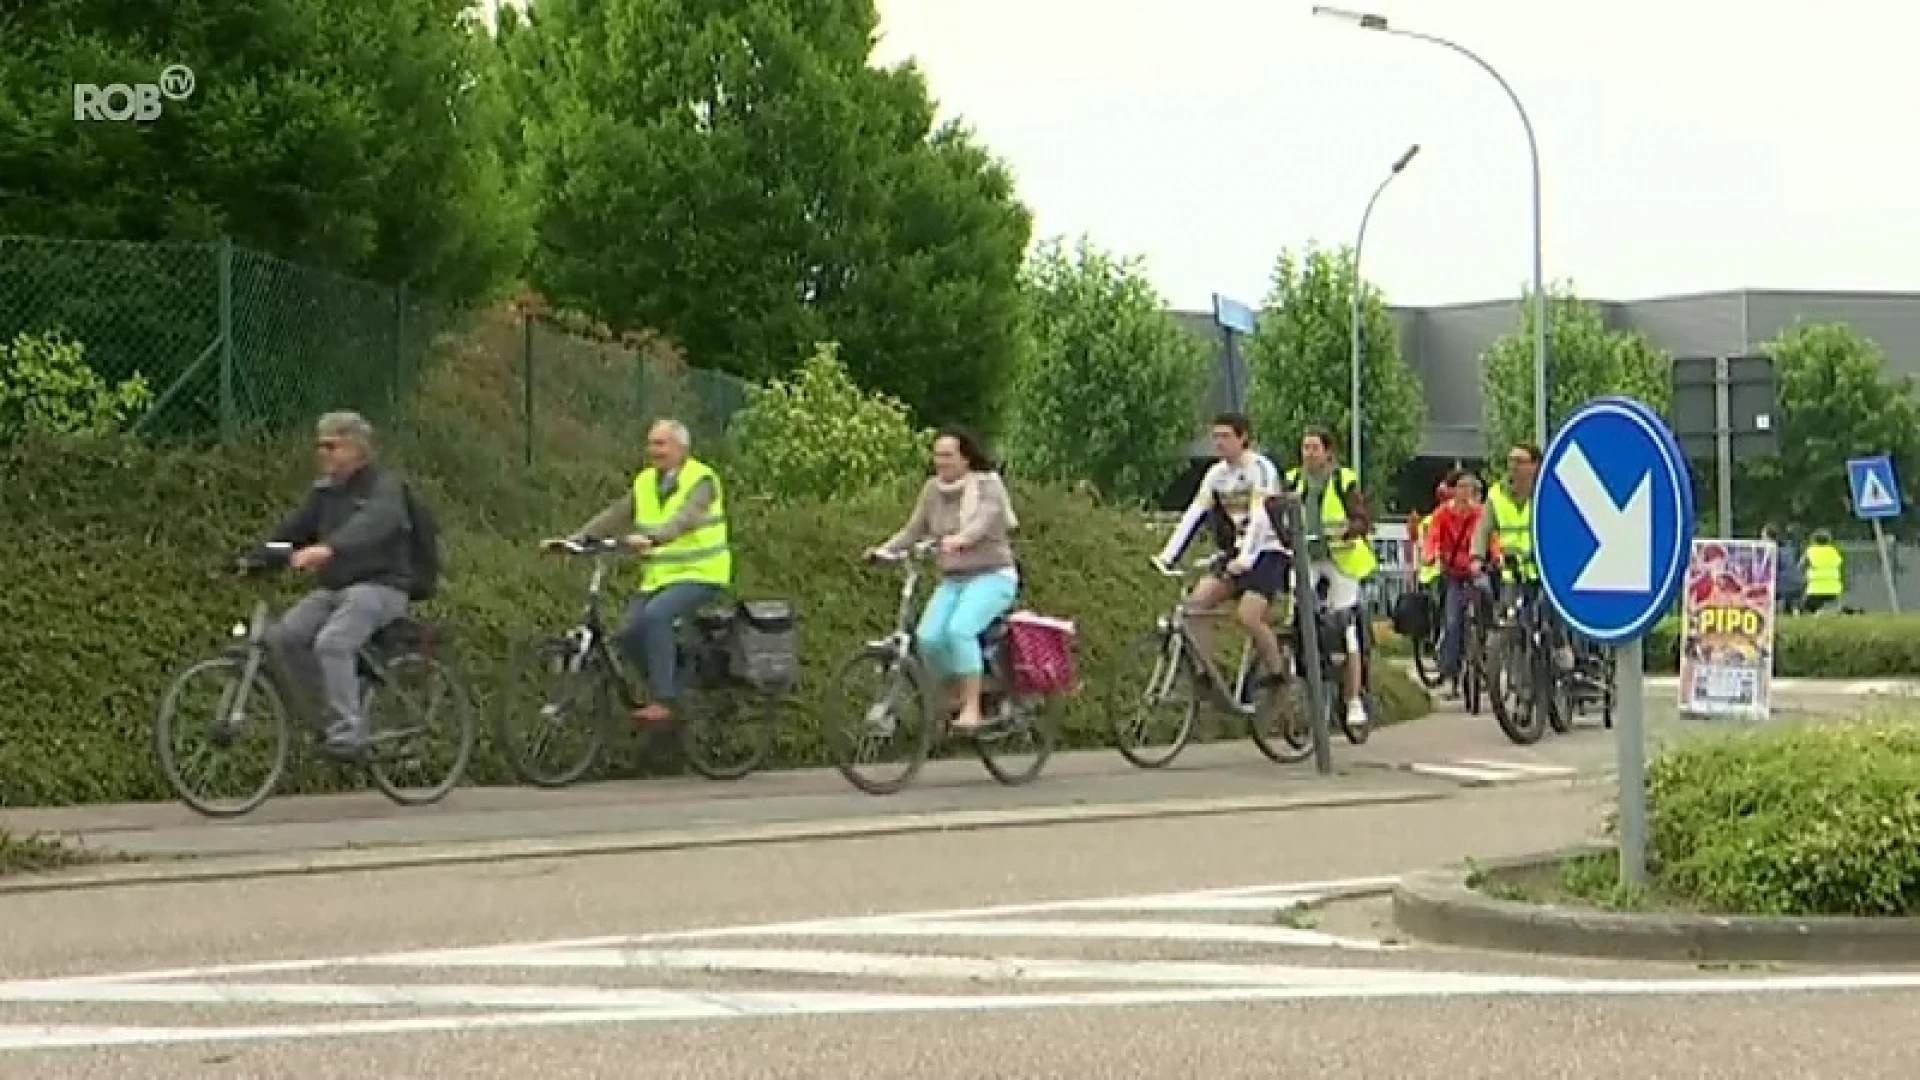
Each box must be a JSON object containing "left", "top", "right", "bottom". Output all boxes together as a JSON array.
[
  {"left": 1, "top": 233, "right": 751, "bottom": 459},
  {"left": 1, "top": 233, "right": 438, "bottom": 440}
]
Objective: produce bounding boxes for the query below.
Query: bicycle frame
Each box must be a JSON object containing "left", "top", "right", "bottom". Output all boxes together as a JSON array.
[
  {"left": 1149, "top": 561, "right": 1265, "bottom": 716},
  {"left": 867, "top": 539, "right": 937, "bottom": 661}
]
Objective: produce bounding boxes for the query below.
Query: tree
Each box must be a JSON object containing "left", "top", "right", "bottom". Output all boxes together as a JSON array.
[
  {"left": 1244, "top": 245, "right": 1425, "bottom": 492},
  {"left": 1481, "top": 283, "right": 1672, "bottom": 457},
  {"left": 0, "top": 0, "right": 528, "bottom": 304},
  {"left": 1003, "top": 237, "right": 1209, "bottom": 506},
  {"left": 502, "top": 0, "right": 1031, "bottom": 432},
  {"left": 727, "top": 342, "right": 929, "bottom": 503},
  {"left": 1734, "top": 323, "right": 1920, "bottom": 536}
]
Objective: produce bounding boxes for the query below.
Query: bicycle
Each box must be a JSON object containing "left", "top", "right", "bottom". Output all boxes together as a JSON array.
[
  {"left": 1289, "top": 543, "right": 1377, "bottom": 748},
  {"left": 498, "top": 537, "right": 784, "bottom": 786},
  {"left": 1408, "top": 580, "right": 1449, "bottom": 691},
  {"left": 154, "top": 542, "right": 477, "bottom": 818},
  {"left": 1112, "top": 553, "right": 1310, "bottom": 769},
  {"left": 1487, "top": 555, "right": 1616, "bottom": 745},
  {"left": 826, "top": 540, "right": 1056, "bottom": 796}
]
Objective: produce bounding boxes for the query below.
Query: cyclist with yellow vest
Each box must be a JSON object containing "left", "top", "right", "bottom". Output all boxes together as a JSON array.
[
  {"left": 1802, "top": 528, "right": 1845, "bottom": 614},
  {"left": 1284, "top": 426, "right": 1376, "bottom": 734},
  {"left": 1472, "top": 441, "right": 1580, "bottom": 678},
  {"left": 545, "top": 418, "right": 731, "bottom": 726}
]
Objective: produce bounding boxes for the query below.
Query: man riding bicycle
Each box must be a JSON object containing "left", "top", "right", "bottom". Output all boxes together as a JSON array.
[
  {"left": 1152, "top": 412, "right": 1291, "bottom": 694},
  {"left": 1427, "top": 469, "right": 1498, "bottom": 695},
  {"left": 1473, "top": 441, "right": 1590, "bottom": 685},
  {"left": 261, "top": 411, "right": 417, "bottom": 756},
  {"left": 543, "top": 418, "right": 731, "bottom": 727},
  {"left": 1283, "top": 426, "right": 1376, "bottom": 735}
]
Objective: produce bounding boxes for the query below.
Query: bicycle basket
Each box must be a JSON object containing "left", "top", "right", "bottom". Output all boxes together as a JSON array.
[{"left": 1006, "top": 610, "right": 1078, "bottom": 696}]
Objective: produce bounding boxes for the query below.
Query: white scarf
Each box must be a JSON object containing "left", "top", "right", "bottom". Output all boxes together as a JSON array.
[{"left": 939, "top": 471, "right": 1019, "bottom": 532}]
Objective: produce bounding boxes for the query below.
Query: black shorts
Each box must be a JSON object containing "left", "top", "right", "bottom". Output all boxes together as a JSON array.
[{"left": 1217, "top": 551, "right": 1290, "bottom": 600}]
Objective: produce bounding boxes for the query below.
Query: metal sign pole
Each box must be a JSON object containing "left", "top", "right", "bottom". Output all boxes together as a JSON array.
[
  {"left": 1615, "top": 638, "right": 1648, "bottom": 886},
  {"left": 1714, "top": 355, "right": 1734, "bottom": 537},
  {"left": 1286, "top": 497, "right": 1333, "bottom": 776},
  {"left": 1872, "top": 518, "right": 1902, "bottom": 614}
]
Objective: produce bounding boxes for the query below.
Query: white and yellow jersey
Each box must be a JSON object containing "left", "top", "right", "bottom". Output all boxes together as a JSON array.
[{"left": 1156, "top": 453, "right": 1284, "bottom": 565}]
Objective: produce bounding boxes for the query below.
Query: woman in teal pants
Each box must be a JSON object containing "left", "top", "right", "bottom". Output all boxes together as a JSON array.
[{"left": 867, "top": 427, "right": 1021, "bottom": 733}]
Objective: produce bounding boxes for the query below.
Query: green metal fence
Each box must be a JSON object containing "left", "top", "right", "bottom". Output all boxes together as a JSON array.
[{"left": 1, "top": 234, "right": 438, "bottom": 440}]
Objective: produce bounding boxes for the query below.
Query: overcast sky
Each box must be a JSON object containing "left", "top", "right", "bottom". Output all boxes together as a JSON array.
[{"left": 874, "top": 0, "right": 1920, "bottom": 310}]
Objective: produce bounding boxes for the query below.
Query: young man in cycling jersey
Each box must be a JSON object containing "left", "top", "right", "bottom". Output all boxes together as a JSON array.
[{"left": 1153, "top": 412, "right": 1290, "bottom": 688}]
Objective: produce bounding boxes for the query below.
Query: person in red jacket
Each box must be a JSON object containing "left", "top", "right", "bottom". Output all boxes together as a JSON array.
[{"left": 1426, "top": 470, "right": 1499, "bottom": 687}]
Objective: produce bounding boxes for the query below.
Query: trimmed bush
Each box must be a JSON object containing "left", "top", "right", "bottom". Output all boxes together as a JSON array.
[
  {"left": 1643, "top": 715, "right": 1920, "bottom": 916},
  {"left": 0, "top": 439, "right": 1432, "bottom": 806},
  {"left": 726, "top": 343, "right": 928, "bottom": 503},
  {"left": 1643, "top": 612, "right": 1920, "bottom": 677}
]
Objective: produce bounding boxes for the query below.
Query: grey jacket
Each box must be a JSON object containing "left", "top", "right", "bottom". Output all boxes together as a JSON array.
[{"left": 269, "top": 462, "right": 414, "bottom": 594}]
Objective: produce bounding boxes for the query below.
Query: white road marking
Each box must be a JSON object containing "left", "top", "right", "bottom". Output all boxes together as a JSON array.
[
  {"left": 1409, "top": 760, "right": 1576, "bottom": 784},
  {"left": 6, "top": 972, "right": 1920, "bottom": 1051},
  {"left": 667, "top": 917, "right": 1395, "bottom": 951},
  {"left": 8, "top": 873, "right": 1920, "bottom": 1053}
]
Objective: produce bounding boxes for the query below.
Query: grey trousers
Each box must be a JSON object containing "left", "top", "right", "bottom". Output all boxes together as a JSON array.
[{"left": 265, "top": 584, "right": 408, "bottom": 735}]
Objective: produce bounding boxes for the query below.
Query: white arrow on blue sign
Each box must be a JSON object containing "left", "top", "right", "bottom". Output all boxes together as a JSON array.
[
  {"left": 1532, "top": 396, "right": 1696, "bottom": 644},
  {"left": 1846, "top": 455, "right": 1901, "bottom": 520}
]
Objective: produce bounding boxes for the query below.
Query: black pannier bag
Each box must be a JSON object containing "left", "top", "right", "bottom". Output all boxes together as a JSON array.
[
  {"left": 730, "top": 599, "right": 798, "bottom": 691},
  {"left": 1391, "top": 588, "right": 1433, "bottom": 640}
]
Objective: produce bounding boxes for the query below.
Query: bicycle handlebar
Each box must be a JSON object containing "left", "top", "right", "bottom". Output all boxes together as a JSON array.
[
  {"left": 552, "top": 536, "right": 628, "bottom": 557},
  {"left": 234, "top": 541, "right": 295, "bottom": 575},
  {"left": 868, "top": 538, "right": 939, "bottom": 564}
]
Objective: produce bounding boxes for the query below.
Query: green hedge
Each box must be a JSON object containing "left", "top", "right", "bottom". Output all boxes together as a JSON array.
[
  {"left": 1643, "top": 612, "right": 1920, "bottom": 678},
  {"left": 1644, "top": 715, "right": 1920, "bottom": 916},
  {"left": 0, "top": 438, "right": 1432, "bottom": 806}
]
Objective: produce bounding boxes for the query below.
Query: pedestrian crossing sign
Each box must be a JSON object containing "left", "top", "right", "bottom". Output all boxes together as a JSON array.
[{"left": 1847, "top": 455, "right": 1902, "bottom": 520}]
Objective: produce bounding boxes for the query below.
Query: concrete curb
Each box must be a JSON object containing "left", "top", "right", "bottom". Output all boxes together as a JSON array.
[
  {"left": 0, "top": 787, "right": 1445, "bottom": 898},
  {"left": 1392, "top": 849, "right": 1920, "bottom": 966}
]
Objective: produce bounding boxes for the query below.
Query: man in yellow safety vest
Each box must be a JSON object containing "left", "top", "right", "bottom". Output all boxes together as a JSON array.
[
  {"left": 1472, "top": 440, "right": 1583, "bottom": 679},
  {"left": 545, "top": 418, "right": 732, "bottom": 725},
  {"left": 1284, "top": 426, "right": 1378, "bottom": 734},
  {"left": 1802, "top": 528, "right": 1845, "bottom": 614}
]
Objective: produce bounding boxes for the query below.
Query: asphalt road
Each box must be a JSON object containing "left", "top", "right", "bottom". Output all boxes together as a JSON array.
[
  {"left": 8, "top": 678, "right": 1887, "bottom": 862},
  {"left": 2, "top": 783, "right": 1917, "bottom": 1078}
]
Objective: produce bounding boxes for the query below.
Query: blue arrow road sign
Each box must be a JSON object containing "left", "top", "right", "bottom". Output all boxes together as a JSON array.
[
  {"left": 1846, "top": 455, "right": 1902, "bottom": 520},
  {"left": 1533, "top": 396, "right": 1696, "bottom": 644}
]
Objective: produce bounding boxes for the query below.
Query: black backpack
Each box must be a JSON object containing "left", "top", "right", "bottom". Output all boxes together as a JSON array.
[{"left": 401, "top": 483, "right": 442, "bottom": 602}]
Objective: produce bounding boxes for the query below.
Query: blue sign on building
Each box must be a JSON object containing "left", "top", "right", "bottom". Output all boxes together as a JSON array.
[
  {"left": 1846, "top": 455, "right": 1902, "bottom": 520},
  {"left": 1532, "top": 396, "right": 1696, "bottom": 644}
]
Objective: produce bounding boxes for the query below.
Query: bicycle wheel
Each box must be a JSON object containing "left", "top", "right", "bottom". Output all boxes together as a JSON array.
[
  {"left": 499, "top": 635, "right": 612, "bottom": 787},
  {"left": 155, "top": 654, "right": 292, "bottom": 818},
  {"left": 1111, "top": 631, "right": 1200, "bottom": 769},
  {"left": 827, "top": 644, "right": 934, "bottom": 795},
  {"left": 1249, "top": 669, "right": 1314, "bottom": 764},
  {"left": 679, "top": 684, "right": 781, "bottom": 781},
  {"left": 1410, "top": 625, "right": 1446, "bottom": 689},
  {"left": 366, "top": 651, "right": 477, "bottom": 806},
  {"left": 1490, "top": 628, "right": 1546, "bottom": 745},
  {"left": 974, "top": 694, "right": 1054, "bottom": 786},
  {"left": 1461, "top": 623, "right": 1485, "bottom": 716},
  {"left": 1543, "top": 633, "right": 1576, "bottom": 735}
]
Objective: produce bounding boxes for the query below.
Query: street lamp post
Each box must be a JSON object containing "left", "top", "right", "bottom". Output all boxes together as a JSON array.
[
  {"left": 1350, "top": 143, "right": 1420, "bottom": 484},
  {"left": 1313, "top": 6, "right": 1549, "bottom": 448}
]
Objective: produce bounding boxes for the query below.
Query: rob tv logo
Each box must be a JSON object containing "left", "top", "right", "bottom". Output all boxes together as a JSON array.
[{"left": 73, "top": 65, "right": 195, "bottom": 122}]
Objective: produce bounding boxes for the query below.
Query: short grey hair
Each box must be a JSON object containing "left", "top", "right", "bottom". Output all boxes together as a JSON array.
[
  {"left": 316, "top": 410, "right": 375, "bottom": 448},
  {"left": 650, "top": 418, "right": 691, "bottom": 449}
]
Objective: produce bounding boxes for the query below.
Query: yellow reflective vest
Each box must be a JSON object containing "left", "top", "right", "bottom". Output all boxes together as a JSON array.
[
  {"left": 1804, "top": 543, "right": 1844, "bottom": 597},
  {"left": 1486, "top": 483, "right": 1535, "bottom": 580},
  {"left": 1284, "top": 466, "right": 1377, "bottom": 580},
  {"left": 1416, "top": 512, "right": 1440, "bottom": 585},
  {"left": 632, "top": 457, "right": 732, "bottom": 593}
]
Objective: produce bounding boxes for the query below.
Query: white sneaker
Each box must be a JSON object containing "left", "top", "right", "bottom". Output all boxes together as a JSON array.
[{"left": 1345, "top": 699, "right": 1370, "bottom": 732}]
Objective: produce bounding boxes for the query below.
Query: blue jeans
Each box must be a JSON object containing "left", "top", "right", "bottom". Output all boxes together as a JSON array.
[
  {"left": 916, "top": 571, "right": 1019, "bottom": 677},
  {"left": 618, "top": 582, "right": 724, "bottom": 703},
  {"left": 1438, "top": 575, "right": 1488, "bottom": 680}
]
